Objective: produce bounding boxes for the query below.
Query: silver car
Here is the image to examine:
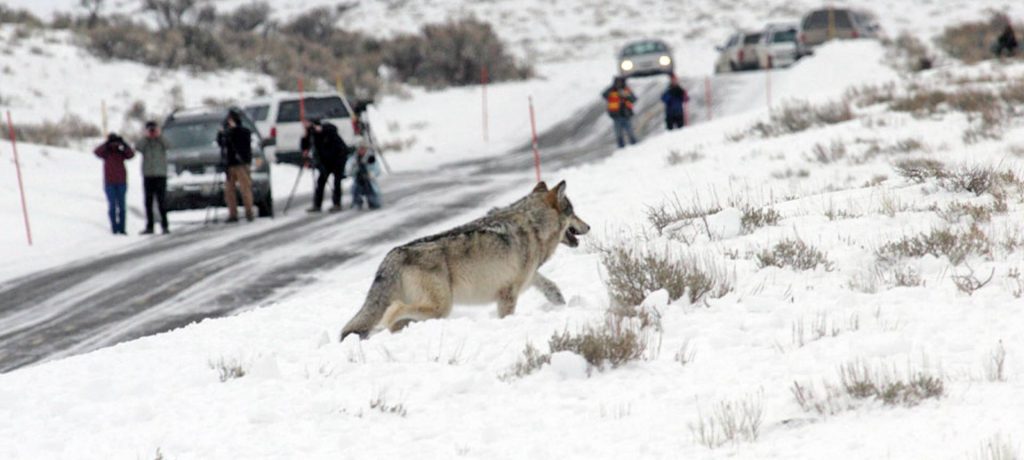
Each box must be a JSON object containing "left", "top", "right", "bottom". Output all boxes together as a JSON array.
[{"left": 618, "top": 39, "right": 674, "bottom": 77}]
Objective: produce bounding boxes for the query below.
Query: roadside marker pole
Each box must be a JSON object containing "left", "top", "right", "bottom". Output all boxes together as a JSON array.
[
  {"left": 101, "top": 100, "right": 108, "bottom": 137},
  {"left": 704, "top": 76, "right": 712, "bottom": 121},
  {"left": 7, "top": 111, "right": 33, "bottom": 246},
  {"left": 297, "top": 77, "right": 306, "bottom": 123},
  {"left": 481, "top": 64, "right": 489, "bottom": 143},
  {"left": 528, "top": 96, "right": 541, "bottom": 183}
]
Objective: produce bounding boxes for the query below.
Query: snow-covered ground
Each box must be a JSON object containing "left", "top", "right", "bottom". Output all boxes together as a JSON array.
[
  {"left": 4, "top": 0, "right": 1024, "bottom": 458},
  {"left": 4, "top": 35, "right": 1024, "bottom": 458}
]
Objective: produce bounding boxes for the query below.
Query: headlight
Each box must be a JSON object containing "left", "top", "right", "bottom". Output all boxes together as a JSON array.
[
  {"left": 620, "top": 60, "right": 634, "bottom": 71},
  {"left": 659, "top": 55, "right": 672, "bottom": 66}
]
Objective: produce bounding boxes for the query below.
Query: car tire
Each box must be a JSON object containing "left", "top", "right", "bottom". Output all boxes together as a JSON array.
[
  {"left": 258, "top": 192, "right": 274, "bottom": 218},
  {"left": 729, "top": 61, "right": 738, "bottom": 72}
]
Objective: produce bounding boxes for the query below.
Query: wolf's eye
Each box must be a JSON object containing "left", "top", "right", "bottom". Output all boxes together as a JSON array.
[{"left": 564, "top": 204, "right": 573, "bottom": 215}]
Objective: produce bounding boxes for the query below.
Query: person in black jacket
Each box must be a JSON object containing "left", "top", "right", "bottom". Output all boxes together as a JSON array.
[
  {"left": 301, "top": 118, "right": 350, "bottom": 213},
  {"left": 994, "top": 23, "right": 1019, "bottom": 57},
  {"left": 216, "top": 110, "right": 255, "bottom": 222}
]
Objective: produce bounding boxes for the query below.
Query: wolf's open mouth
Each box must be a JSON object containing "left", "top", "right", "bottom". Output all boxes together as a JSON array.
[{"left": 564, "top": 227, "right": 580, "bottom": 247}]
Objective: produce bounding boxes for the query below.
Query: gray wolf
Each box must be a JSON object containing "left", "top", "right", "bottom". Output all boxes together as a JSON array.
[{"left": 340, "top": 180, "right": 590, "bottom": 341}]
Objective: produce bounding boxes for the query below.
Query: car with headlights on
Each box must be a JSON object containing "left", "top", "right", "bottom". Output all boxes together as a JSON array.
[{"left": 618, "top": 39, "right": 674, "bottom": 77}]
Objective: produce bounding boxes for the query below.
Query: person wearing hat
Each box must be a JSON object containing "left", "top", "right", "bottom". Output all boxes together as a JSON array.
[
  {"left": 136, "top": 120, "right": 170, "bottom": 234},
  {"left": 217, "top": 110, "right": 255, "bottom": 222},
  {"left": 300, "top": 117, "right": 350, "bottom": 213},
  {"left": 93, "top": 132, "right": 135, "bottom": 235},
  {"left": 345, "top": 137, "right": 382, "bottom": 210}
]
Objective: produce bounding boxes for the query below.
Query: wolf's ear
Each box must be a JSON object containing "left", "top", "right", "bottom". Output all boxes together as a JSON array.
[
  {"left": 545, "top": 181, "right": 566, "bottom": 209},
  {"left": 532, "top": 181, "right": 548, "bottom": 193},
  {"left": 553, "top": 180, "right": 567, "bottom": 199}
]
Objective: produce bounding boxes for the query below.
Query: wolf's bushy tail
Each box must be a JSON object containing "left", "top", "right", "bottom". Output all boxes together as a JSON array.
[{"left": 340, "top": 249, "right": 404, "bottom": 342}]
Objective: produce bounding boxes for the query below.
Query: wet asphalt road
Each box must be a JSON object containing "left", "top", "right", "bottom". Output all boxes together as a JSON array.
[{"left": 0, "top": 74, "right": 742, "bottom": 372}]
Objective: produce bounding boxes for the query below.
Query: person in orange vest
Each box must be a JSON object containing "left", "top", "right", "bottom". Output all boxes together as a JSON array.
[{"left": 602, "top": 76, "right": 639, "bottom": 148}]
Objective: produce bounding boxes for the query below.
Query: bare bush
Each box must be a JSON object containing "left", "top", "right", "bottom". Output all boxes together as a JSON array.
[
  {"left": 952, "top": 265, "right": 996, "bottom": 295},
  {"left": 740, "top": 207, "right": 781, "bottom": 234},
  {"left": 597, "top": 241, "right": 732, "bottom": 307},
  {"left": 877, "top": 225, "right": 991, "bottom": 265},
  {"left": 756, "top": 239, "right": 832, "bottom": 271},
  {"left": 971, "top": 434, "right": 1021, "bottom": 460},
  {"left": 369, "top": 391, "right": 408, "bottom": 417},
  {"left": 12, "top": 114, "right": 101, "bottom": 146},
  {"left": 808, "top": 140, "right": 847, "bottom": 164},
  {"left": 744, "top": 100, "right": 853, "bottom": 138},
  {"left": 886, "top": 32, "right": 933, "bottom": 72},
  {"left": 791, "top": 313, "right": 860, "bottom": 348},
  {"left": 938, "top": 14, "right": 1024, "bottom": 64},
  {"left": 690, "top": 393, "right": 764, "bottom": 448},
  {"left": 985, "top": 341, "right": 1007, "bottom": 383},
  {"left": 645, "top": 195, "right": 721, "bottom": 236},
  {"left": 221, "top": 1, "right": 271, "bottom": 32},
  {"left": 794, "top": 361, "right": 944, "bottom": 415},
  {"left": 675, "top": 338, "right": 696, "bottom": 366},
  {"left": 548, "top": 317, "right": 652, "bottom": 370},
  {"left": 894, "top": 158, "right": 947, "bottom": 183},
  {"left": 666, "top": 149, "right": 704, "bottom": 166},
  {"left": 0, "top": 5, "right": 43, "bottom": 26},
  {"left": 209, "top": 357, "right": 246, "bottom": 382},
  {"left": 940, "top": 165, "right": 1018, "bottom": 196}
]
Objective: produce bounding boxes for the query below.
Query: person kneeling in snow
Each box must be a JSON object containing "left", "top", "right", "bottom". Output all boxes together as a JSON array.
[{"left": 346, "top": 138, "right": 382, "bottom": 210}]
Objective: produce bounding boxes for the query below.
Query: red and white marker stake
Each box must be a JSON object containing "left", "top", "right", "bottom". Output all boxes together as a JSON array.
[
  {"left": 7, "top": 111, "right": 32, "bottom": 246},
  {"left": 528, "top": 96, "right": 541, "bottom": 183}
]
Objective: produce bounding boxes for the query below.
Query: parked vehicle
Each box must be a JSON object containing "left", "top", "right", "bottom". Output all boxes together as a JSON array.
[
  {"left": 241, "top": 92, "right": 355, "bottom": 166},
  {"left": 757, "top": 23, "right": 803, "bottom": 68},
  {"left": 162, "top": 106, "right": 276, "bottom": 217},
  {"left": 799, "top": 8, "right": 880, "bottom": 48},
  {"left": 715, "top": 31, "right": 763, "bottom": 73},
  {"left": 618, "top": 39, "right": 674, "bottom": 77}
]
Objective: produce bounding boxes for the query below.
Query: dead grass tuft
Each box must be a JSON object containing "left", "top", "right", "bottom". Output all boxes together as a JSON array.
[
  {"left": 877, "top": 225, "right": 992, "bottom": 265},
  {"left": 756, "top": 239, "right": 833, "bottom": 271},
  {"left": 597, "top": 241, "right": 732, "bottom": 307}
]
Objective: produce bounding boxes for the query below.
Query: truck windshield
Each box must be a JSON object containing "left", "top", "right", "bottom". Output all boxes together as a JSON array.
[
  {"left": 276, "top": 97, "right": 350, "bottom": 123},
  {"left": 163, "top": 120, "right": 221, "bottom": 150}
]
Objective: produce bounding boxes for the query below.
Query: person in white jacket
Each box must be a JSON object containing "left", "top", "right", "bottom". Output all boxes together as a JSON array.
[{"left": 346, "top": 138, "right": 383, "bottom": 210}]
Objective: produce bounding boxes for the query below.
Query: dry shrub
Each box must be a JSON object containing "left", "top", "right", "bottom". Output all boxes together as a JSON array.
[
  {"left": 971, "top": 434, "right": 1020, "bottom": 460},
  {"left": 894, "top": 158, "right": 947, "bottom": 183},
  {"left": 940, "top": 165, "right": 1018, "bottom": 196},
  {"left": 808, "top": 140, "right": 847, "bottom": 164},
  {"left": 645, "top": 195, "right": 721, "bottom": 235},
  {"left": 369, "top": 391, "right": 408, "bottom": 417},
  {"left": 756, "top": 239, "right": 832, "bottom": 271},
  {"left": 877, "top": 225, "right": 991, "bottom": 265},
  {"left": 0, "top": 5, "right": 42, "bottom": 26},
  {"left": 666, "top": 149, "right": 704, "bottom": 166},
  {"left": 793, "top": 361, "right": 944, "bottom": 416},
  {"left": 938, "top": 14, "right": 1024, "bottom": 64},
  {"left": 597, "top": 241, "right": 732, "bottom": 307},
  {"left": 209, "top": 357, "right": 246, "bottom": 382},
  {"left": 745, "top": 100, "right": 853, "bottom": 137},
  {"left": 12, "top": 114, "right": 101, "bottom": 146},
  {"left": 690, "top": 393, "right": 764, "bottom": 449},
  {"left": 889, "top": 32, "right": 933, "bottom": 72},
  {"left": 740, "top": 207, "right": 781, "bottom": 234},
  {"left": 548, "top": 317, "right": 650, "bottom": 370}
]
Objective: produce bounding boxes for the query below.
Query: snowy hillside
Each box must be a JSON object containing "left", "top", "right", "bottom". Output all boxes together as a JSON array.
[{"left": 4, "top": 36, "right": 1024, "bottom": 458}]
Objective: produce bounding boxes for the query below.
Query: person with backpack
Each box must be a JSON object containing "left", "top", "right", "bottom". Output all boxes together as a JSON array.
[
  {"left": 661, "top": 75, "right": 690, "bottom": 131},
  {"left": 93, "top": 133, "right": 135, "bottom": 235},
  {"left": 602, "top": 76, "right": 638, "bottom": 148},
  {"left": 346, "top": 138, "right": 382, "bottom": 210},
  {"left": 216, "top": 110, "right": 255, "bottom": 223},
  {"left": 301, "top": 118, "right": 350, "bottom": 213},
  {"left": 136, "top": 121, "right": 170, "bottom": 234}
]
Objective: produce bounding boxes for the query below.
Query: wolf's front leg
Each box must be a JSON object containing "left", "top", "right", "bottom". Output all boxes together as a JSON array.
[
  {"left": 532, "top": 274, "right": 566, "bottom": 305},
  {"left": 497, "top": 286, "right": 519, "bottom": 318}
]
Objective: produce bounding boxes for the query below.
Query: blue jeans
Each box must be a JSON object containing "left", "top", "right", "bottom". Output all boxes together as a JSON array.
[
  {"left": 104, "top": 184, "right": 127, "bottom": 234},
  {"left": 612, "top": 116, "right": 638, "bottom": 148},
  {"left": 351, "top": 182, "right": 381, "bottom": 210}
]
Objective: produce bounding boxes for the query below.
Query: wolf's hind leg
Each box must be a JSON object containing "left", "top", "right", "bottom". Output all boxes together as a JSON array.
[
  {"left": 383, "top": 301, "right": 453, "bottom": 332},
  {"left": 531, "top": 274, "right": 566, "bottom": 305}
]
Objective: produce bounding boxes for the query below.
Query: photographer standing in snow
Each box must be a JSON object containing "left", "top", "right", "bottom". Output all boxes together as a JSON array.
[
  {"left": 93, "top": 133, "right": 135, "bottom": 235},
  {"left": 602, "top": 76, "right": 639, "bottom": 148},
  {"left": 137, "top": 121, "right": 170, "bottom": 234},
  {"left": 216, "top": 111, "right": 255, "bottom": 223}
]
